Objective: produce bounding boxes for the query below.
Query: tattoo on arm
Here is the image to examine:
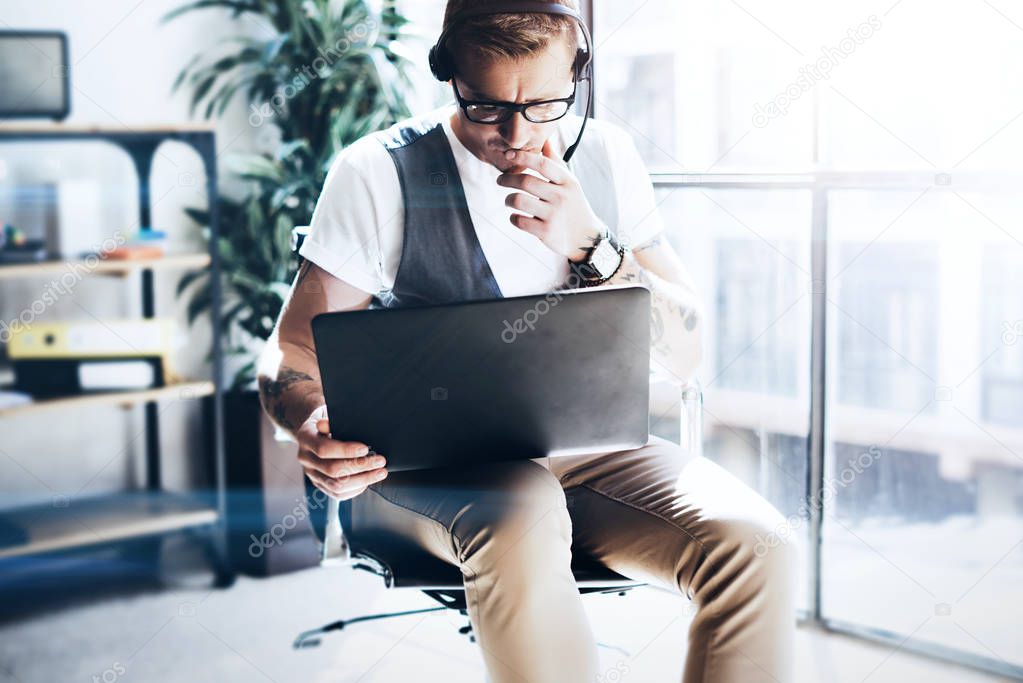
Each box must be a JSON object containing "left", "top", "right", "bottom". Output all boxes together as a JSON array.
[
  {"left": 569, "top": 229, "right": 605, "bottom": 264},
  {"left": 633, "top": 234, "right": 663, "bottom": 253},
  {"left": 650, "top": 306, "right": 666, "bottom": 346},
  {"left": 258, "top": 366, "right": 320, "bottom": 432},
  {"left": 609, "top": 255, "right": 693, "bottom": 354}
]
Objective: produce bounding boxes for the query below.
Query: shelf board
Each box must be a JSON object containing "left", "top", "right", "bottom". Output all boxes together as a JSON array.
[
  {"left": 0, "top": 380, "right": 215, "bottom": 418},
  {"left": 0, "top": 491, "right": 217, "bottom": 559},
  {"left": 0, "top": 122, "right": 215, "bottom": 135},
  {"left": 0, "top": 252, "right": 211, "bottom": 280}
]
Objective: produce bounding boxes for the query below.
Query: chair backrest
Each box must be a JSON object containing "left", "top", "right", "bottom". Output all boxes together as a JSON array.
[{"left": 292, "top": 226, "right": 310, "bottom": 264}]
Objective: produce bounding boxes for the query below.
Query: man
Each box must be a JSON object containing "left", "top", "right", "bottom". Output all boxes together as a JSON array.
[{"left": 257, "top": 1, "right": 796, "bottom": 681}]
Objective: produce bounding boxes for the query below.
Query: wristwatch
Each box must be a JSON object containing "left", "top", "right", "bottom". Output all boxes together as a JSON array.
[{"left": 570, "top": 229, "right": 626, "bottom": 286}]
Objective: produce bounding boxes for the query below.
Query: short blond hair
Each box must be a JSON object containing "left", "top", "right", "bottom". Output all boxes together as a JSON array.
[{"left": 441, "top": 0, "right": 581, "bottom": 74}]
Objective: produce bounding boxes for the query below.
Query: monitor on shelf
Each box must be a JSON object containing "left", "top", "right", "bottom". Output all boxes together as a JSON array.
[{"left": 0, "top": 31, "right": 70, "bottom": 120}]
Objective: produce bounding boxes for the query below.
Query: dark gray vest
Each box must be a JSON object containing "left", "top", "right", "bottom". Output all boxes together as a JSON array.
[{"left": 370, "top": 115, "right": 503, "bottom": 309}]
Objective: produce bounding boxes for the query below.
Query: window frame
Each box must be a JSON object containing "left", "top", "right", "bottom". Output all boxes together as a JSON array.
[{"left": 642, "top": 169, "right": 1023, "bottom": 681}]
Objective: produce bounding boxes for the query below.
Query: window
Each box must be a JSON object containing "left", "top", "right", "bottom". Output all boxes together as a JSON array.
[
  {"left": 593, "top": 1, "right": 820, "bottom": 171},
  {"left": 596, "top": 0, "right": 1023, "bottom": 677},
  {"left": 655, "top": 187, "right": 813, "bottom": 610},
  {"left": 832, "top": 233, "right": 940, "bottom": 412},
  {"left": 981, "top": 248, "right": 1023, "bottom": 428},
  {"left": 823, "top": 188, "right": 1023, "bottom": 669}
]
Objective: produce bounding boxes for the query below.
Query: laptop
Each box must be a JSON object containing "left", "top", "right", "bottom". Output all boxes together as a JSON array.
[{"left": 311, "top": 285, "right": 651, "bottom": 472}]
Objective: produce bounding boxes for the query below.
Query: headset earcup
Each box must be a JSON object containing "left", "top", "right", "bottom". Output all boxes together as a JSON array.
[
  {"left": 574, "top": 48, "right": 591, "bottom": 81},
  {"left": 428, "top": 44, "right": 445, "bottom": 81},
  {"left": 430, "top": 44, "right": 455, "bottom": 82}
]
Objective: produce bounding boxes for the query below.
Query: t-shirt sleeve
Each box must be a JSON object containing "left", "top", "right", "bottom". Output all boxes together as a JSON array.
[
  {"left": 298, "top": 139, "right": 398, "bottom": 295},
  {"left": 608, "top": 127, "right": 665, "bottom": 249}
]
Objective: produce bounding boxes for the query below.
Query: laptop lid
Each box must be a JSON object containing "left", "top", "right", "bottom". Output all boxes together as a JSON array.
[{"left": 312, "top": 285, "right": 650, "bottom": 472}]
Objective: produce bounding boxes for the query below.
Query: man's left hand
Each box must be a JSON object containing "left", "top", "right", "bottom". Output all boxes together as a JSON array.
[{"left": 496, "top": 139, "right": 605, "bottom": 262}]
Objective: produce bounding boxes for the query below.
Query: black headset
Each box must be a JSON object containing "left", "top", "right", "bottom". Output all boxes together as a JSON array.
[{"left": 428, "top": 1, "right": 594, "bottom": 164}]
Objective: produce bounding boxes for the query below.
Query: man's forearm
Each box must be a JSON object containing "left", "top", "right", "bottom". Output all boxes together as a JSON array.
[
  {"left": 605, "top": 250, "right": 703, "bottom": 381},
  {"left": 257, "top": 342, "right": 326, "bottom": 436}
]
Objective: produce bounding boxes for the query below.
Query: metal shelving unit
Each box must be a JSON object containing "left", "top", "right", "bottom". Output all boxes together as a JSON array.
[{"left": 0, "top": 123, "right": 231, "bottom": 585}]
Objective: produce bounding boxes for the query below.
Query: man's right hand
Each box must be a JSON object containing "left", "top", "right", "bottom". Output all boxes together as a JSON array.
[{"left": 296, "top": 407, "right": 388, "bottom": 500}]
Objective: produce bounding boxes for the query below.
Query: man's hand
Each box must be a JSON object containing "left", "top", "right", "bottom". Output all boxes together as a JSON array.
[
  {"left": 296, "top": 406, "right": 388, "bottom": 500},
  {"left": 496, "top": 138, "right": 605, "bottom": 262}
]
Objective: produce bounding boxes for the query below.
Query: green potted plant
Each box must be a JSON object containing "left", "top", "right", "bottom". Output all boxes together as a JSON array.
[
  {"left": 167, "top": 0, "right": 419, "bottom": 575},
  {"left": 170, "top": 0, "right": 417, "bottom": 387}
]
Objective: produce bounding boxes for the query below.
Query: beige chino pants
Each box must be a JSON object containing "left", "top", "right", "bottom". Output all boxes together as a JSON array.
[{"left": 350, "top": 435, "right": 797, "bottom": 682}]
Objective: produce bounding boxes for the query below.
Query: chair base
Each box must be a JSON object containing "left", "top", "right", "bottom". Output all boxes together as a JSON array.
[
  {"left": 292, "top": 604, "right": 452, "bottom": 649},
  {"left": 293, "top": 580, "right": 645, "bottom": 650}
]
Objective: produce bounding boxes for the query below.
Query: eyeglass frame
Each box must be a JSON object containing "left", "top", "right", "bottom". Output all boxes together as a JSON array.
[{"left": 451, "top": 78, "right": 577, "bottom": 124}]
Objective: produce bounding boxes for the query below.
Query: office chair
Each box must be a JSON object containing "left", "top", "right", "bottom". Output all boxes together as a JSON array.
[{"left": 286, "top": 227, "right": 704, "bottom": 649}]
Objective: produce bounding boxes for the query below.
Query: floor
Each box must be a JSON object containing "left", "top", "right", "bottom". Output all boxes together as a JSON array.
[{"left": 0, "top": 540, "right": 1014, "bottom": 683}]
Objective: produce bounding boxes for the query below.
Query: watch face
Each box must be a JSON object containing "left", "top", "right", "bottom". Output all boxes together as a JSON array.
[{"left": 590, "top": 238, "right": 620, "bottom": 278}]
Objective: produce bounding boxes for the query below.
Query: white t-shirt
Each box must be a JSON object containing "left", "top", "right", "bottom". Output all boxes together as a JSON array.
[{"left": 300, "top": 105, "right": 665, "bottom": 298}]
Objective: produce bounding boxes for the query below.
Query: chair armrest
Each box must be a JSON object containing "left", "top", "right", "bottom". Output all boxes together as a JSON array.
[
  {"left": 649, "top": 372, "right": 704, "bottom": 457},
  {"left": 321, "top": 499, "right": 351, "bottom": 565},
  {"left": 679, "top": 378, "right": 704, "bottom": 458},
  {"left": 273, "top": 423, "right": 351, "bottom": 566}
]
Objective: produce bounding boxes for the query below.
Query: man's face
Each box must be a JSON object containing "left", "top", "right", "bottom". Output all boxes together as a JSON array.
[{"left": 449, "top": 38, "right": 576, "bottom": 172}]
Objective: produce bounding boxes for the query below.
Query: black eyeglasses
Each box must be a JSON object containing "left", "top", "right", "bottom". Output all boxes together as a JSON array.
[{"left": 452, "top": 79, "right": 576, "bottom": 124}]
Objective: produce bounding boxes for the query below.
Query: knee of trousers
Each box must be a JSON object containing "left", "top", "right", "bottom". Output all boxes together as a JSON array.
[
  {"left": 692, "top": 507, "right": 800, "bottom": 605},
  {"left": 448, "top": 461, "right": 572, "bottom": 569}
]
